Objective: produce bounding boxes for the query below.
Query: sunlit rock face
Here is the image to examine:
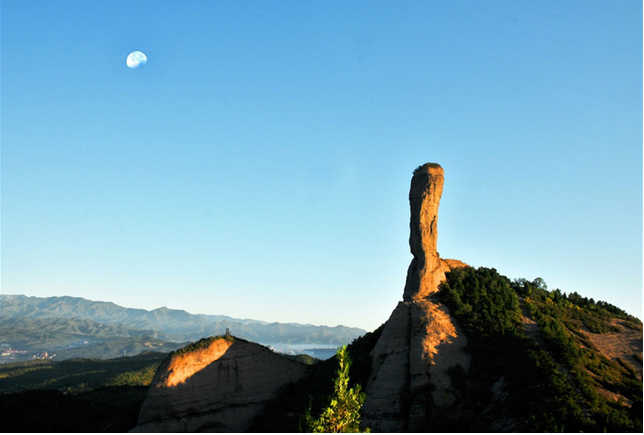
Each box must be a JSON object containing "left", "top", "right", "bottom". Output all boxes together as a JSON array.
[
  {"left": 161, "top": 339, "right": 233, "bottom": 388},
  {"left": 132, "top": 338, "right": 308, "bottom": 433},
  {"left": 363, "top": 163, "right": 470, "bottom": 432},
  {"left": 403, "top": 163, "right": 446, "bottom": 301}
]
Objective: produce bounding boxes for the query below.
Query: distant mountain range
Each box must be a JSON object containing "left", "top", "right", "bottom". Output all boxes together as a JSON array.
[{"left": 0, "top": 294, "right": 366, "bottom": 361}]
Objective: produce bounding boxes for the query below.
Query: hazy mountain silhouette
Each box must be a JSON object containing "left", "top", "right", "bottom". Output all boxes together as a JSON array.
[{"left": 0, "top": 294, "right": 365, "bottom": 350}]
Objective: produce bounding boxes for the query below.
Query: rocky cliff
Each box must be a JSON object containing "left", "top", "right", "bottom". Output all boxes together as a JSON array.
[
  {"left": 132, "top": 337, "right": 308, "bottom": 432},
  {"left": 363, "top": 163, "right": 470, "bottom": 432}
]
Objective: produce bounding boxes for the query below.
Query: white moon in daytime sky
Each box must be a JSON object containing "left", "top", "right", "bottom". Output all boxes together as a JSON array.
[{"left": 127, "top": 51, "right": 147, "bottom": 69}]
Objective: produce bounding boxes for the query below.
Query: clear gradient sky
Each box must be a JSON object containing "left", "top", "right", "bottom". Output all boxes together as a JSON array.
[{"left": 2, "top": 1, "right": 642, "bottom": 332}]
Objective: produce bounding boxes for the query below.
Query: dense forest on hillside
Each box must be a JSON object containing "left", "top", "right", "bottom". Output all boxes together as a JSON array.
[
  {"left": 0, "top": 352, "right": 166, "bottom": 432},
  {"left": 439, "top": 267, "right": 642, "bottom": 432}
]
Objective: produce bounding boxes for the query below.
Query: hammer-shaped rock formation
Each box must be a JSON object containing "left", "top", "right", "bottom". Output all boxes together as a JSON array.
[
  {"left": 132, "top": 338, "right": 308, "bottom": 432},
  {"left": 363, "top": 163, "right": 470, "bottom": 432},
  {"left": 403, "top": 163, "right": 445, "bottom": 301}
]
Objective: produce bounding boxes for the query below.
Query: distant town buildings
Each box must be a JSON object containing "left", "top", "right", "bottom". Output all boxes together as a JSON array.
[{"left": 0, "top": 347, "right": 56, "bottom": 362}]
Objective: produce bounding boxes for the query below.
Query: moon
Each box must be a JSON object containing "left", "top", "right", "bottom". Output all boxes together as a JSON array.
[{"left": 126, "top": 51, "right": 147, "bottom": 69}]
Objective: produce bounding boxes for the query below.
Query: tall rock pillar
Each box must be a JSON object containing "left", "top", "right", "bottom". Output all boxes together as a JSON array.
[
  {"left": 403, "top": 164, "right": 446, "bottom": 300},
  {"left": 363, "top": 163, "right": 469, "bottom": 432}
]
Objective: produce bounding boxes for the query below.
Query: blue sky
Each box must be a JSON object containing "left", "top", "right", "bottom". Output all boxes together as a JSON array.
[{"left": 2, "top": 1, "right": 641, "bottom": 331}]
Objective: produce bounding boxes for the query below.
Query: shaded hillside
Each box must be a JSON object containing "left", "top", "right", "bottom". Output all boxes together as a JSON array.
[
  {"left": 0, "top": 352, "right": 168, "bottom": 432},
  {"left": 0, "top": 351, "right": 166, "bottom": 394},
  {"left": 1, "top": 388, "right": 147, "bottom": 433}
]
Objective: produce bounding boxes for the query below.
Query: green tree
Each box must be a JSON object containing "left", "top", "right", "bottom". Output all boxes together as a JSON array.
[{"left": 303, "top": 346, "right": 369, "bottom": 433}]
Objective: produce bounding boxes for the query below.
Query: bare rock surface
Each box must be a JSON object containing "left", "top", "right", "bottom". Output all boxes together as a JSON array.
[
  {"left": 403, "top": 164, "right": 446, "bottom": 301},
  {"left": 440, "top": 258, "right": 469, "bottom": 274},
  {"left": 363, "top": 163, "right": 470, "bottom": 432},
  {"left": 132, "top": 337, "right": 308, "bottom": 432},
  {"left": 363, "top": 302, "right": 412, "bottom": 432}
]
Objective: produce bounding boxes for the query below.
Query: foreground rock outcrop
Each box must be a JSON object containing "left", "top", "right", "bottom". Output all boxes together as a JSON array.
[
  {"left": 132, "top": 337, "right": 308, "bottom": 432},
  {"left": 363, "top": 163, "right": 470, "bottom": 432}
]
